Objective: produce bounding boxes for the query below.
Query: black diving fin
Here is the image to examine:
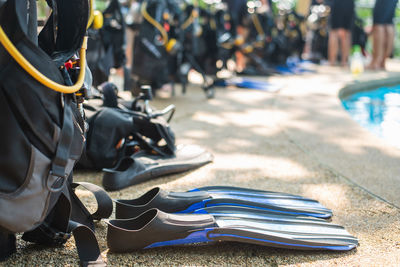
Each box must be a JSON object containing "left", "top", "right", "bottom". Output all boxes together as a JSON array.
[
  {"left": 106, "top": 209, "right": 358, "bottom": 252},
  {"left": 102, "top": 144, "right": 214, "bottom": 191},
  {"left": 115, "top": 186, "right": 333, "bottom": 220}
]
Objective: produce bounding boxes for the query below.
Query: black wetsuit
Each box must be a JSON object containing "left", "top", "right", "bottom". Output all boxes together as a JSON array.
[
  {"left": 311, "top": 0, "right": 325, "bottom": 5},
  {"left": 223, "top": 0, "right": 247, "bottom": 26},
  {"left": 329, "top": 0, "right": 355, "bottom": 30},
  {"left": 373, "top": 0, "right": 399, "bottom": 25}
]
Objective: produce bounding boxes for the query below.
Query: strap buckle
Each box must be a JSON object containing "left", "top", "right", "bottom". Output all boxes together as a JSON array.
[
  {"left": 53, "top": 231, "right": 72, "bottom": 244},
  {"left": 47, "top": 171, "right": 68, "bottom": 193},
  {"left": 40, "top": 223, "right": 71, "bottom": 246}
]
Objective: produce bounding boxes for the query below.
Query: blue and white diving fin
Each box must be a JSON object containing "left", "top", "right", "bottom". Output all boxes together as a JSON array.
[
  {"left": 115, "top": 186, "right": 333, "bottom": 220},
  {"left": 107, "top": 209, "right": 358, "bottom": 252}
]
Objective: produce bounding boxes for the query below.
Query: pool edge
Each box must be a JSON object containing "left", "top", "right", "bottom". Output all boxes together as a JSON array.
[{"left": 339, "top": 76, "right": 400, "bottom": 100}]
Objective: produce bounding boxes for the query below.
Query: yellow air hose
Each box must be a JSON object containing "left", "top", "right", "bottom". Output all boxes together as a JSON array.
[
  {"left": 87, "top": 0, "right": 95, "bottom": 29},
  {"left": 141, "top": 1, "right": 168, "bottom": 46},
  {"left": 182, "top": 0, "right": 199, "bottom": 30},
  {"left": 0, "top": 0, "right": 94, "bottom": 94},
  {"left": 182, "top": 9, "right": 198, "bottom": 30},
  {"left": 251, "top": 13, "right": 267, "bottom": 48},
  {"left": 251, "top": 13, "right": 265, "bottom": 37},
  {"left": 0, "top": 26, "right": 88, "bottom": 94},
  {"left": 209, "top": 18, "right": 217, "bottom": 31}
]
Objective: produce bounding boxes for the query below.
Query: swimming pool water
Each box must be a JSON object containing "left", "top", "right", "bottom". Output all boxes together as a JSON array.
[{"left": 342, "top": 84, "right": 400, "bottom": 148}]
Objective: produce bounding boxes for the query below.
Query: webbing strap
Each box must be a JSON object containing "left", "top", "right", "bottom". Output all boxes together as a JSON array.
[
  {"left": 72, "top": 182, "right": 113, "bottom": 221},
  {"left": 27, "top": 0, "right": 38, "bottom": 45},
  {"left": 0, "top": 232, "right": 16, "bottom": 262},
  {"left": 51, "top": 96, "right": 75, "bottom": 178},
  {"left": 65, "top": 182, "right": 112, "bottom": 266},
  {"left": 22, "top": 183, "right": 112, "bottom": 266},
  {"left": 68, "top": 182, "right": 113, "bottom": 267},
  {"left": 69, "top": 221, "right": 106, "bottom": 267}
]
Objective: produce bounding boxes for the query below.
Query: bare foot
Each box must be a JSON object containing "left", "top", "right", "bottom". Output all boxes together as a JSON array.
[
  {"left": 367, "top": 63, "right": 386, "bottom": 71},
  {"left": 366, "top": 64, "right": 379, "bottom": 71}
]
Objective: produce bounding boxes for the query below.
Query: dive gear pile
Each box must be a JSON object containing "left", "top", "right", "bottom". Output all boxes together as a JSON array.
[
  {"left": 0, "top": 0, "right": 360, "bottom": 265},
  {"left": 86, "top": 0, "right": 315, "bottom": 99},
  {"left": 78, "top": 83, "right": 214, "bottom": 189}
]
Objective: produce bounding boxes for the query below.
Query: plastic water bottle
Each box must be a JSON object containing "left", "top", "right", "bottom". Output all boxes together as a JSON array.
[{"left": 350, "top": 45, "right": 364, "bottom": 77}]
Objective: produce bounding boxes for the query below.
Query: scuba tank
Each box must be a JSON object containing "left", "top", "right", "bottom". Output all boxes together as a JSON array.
[
  {"left": 307, "top": 3, "right": 330, "bottom": 62},
  {"left": 214, "top": 6, "right": 235, "bottom": 70},
  {"left": 283, "top": 11, "right": 305, "bottom": 59},
  {"left": 131, "top": 0, "right": 172, "bottom": 94},
  {"left": 101, "top": 0, "right": 127, "bottom": 69},
  {"left": 86, "top": 0, "right": 126, "bottom": 87},
  {"left": 179, "top": 1, "right": 215, "bottom": 98}
]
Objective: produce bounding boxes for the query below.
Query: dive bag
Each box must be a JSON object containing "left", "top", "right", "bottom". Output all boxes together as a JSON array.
[
  {"left": 0, "top": 0, "right": 112, "bottom": 265},
  {"left": 101, "top": 0, "right": 127, "bottom": 69},
  {"left": 132, "top": 0, "right": 170, "bottom": 90},
  {"left": 86, "top": 0, "right": 126, "bottom": 87}
]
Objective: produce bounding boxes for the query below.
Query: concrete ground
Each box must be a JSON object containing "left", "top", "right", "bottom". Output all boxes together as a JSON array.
[{"left": 3, "top": 62, "right": 400, "bottom": 266}]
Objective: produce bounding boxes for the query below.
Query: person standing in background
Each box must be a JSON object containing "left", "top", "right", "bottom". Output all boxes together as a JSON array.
[
  {"left": 328, "top": 0, "right": 355, "bottom": 66},
  {"left": 367, "top": 0, "right": 399, "bottom": 70}
]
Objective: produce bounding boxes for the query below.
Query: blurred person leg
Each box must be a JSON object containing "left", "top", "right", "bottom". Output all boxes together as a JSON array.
[
  {"left": 368, "top": 0, "right": 398, "bottom": 70},
  {"left": 328, "top": 30, "right": 339, "bottom": 65},
  {"left": 328, "top": 0, "right": 354, "bottom": 66},
  {"left": 381, "top": 24, "right": 395, "bottom": 69},
  {"left": 235, "top": 25, "right": 247, "bottom": 72},
  {"left": 338, "top": 28, "right": 351, "bottom": 66},
  {"left": 368, "top": 25, "right": 385, "bottom": 70},
  {"left": 125, "top": 28, "right": 134, "bottom": 69}
]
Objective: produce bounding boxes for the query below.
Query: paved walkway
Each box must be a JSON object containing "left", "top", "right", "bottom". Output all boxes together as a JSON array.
[
  {"left": 3, "top": 63, "right": 400, "bottom": 266},
  {"left": 274, "top": 65, "right": 400, "bottom": 209}
]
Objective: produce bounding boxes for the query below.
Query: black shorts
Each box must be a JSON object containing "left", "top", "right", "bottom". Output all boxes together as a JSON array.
[
  {"left": 373, "top": 0, "right": 399, "bottom": 25},
  {"left": 225, "top": 0, "right": 247, "bottom": 26},
  {"left": 330, "top": 0, "right": 355, "bottom": 30}
]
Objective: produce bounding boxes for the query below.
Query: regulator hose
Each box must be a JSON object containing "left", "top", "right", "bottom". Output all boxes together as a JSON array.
[
  {"left": 0, "top": 27, "right": 88, "bottom": 94},
  {"left": 87, "top": 0, "right": 94, "bottom": 29},
  {"left": 182, "top": 0, "right": 199, "bottom": 30},
  {"left": 251, "top": 13, "right": 266, "bottom": 37},
  {"left": 141, "top": 1, "right": 169, "bottom": 46},
  {"left": 0, "top": 0, "right": 94, "bottom": 94}
]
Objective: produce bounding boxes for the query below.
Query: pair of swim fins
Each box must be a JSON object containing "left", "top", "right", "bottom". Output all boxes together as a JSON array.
[{"left": 107, "top": 186, "right": 358, "bottom": 252}]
